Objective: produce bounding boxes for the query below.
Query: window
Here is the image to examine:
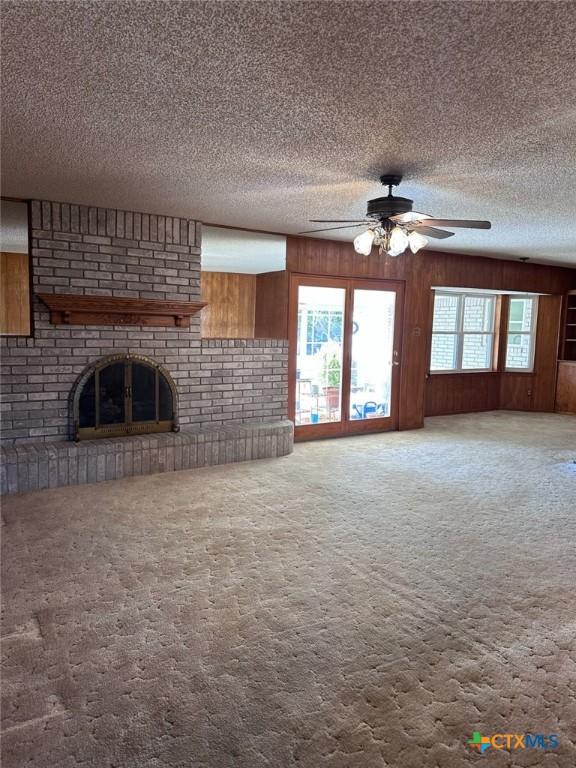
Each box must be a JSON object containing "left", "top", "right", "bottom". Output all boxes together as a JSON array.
[
  {"left": 505, "top": 296, "right": 538, "bottom": 371},
  {"left": 430, "top": 292, "right": 496, "bottom": 372},
  {"left": 298, "top": 307, "right": 343, "bottom": 356}
]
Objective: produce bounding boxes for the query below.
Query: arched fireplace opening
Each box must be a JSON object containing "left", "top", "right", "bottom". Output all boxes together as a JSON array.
[{"left": 71, "top": 354, "right": 178, "bottom": 441}]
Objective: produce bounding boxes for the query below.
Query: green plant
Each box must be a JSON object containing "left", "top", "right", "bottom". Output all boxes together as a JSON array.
[{"left": 326, "top": 356, "right": 341, "bottom": 387}]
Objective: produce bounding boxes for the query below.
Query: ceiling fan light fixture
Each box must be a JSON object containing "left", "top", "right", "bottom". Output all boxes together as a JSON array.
[
  {"left": 408, "top": 230, "right": 428, "bottom": 254},
  {"left": 388, "top": 225, "right": 409, "bottom": 256},
  {"left": 305, "top": 174, "right": 491, "bottom": 256},
  {"left": 353, "top": 228, "right": 375, "bottom": 255}
]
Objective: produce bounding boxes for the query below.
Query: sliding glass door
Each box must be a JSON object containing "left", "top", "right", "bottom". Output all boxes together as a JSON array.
[
  {"left": 294, "top": 285, "right": 346, "bottom": 426},
  {"left": 289, "top": 275, "right": 404, "bottom": 440}
]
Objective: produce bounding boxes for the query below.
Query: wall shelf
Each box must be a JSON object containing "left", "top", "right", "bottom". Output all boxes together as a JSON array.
[
  {"left": 559, "top": 291, "right": 576, "bottom": 362},
  {"left": 37, "top": 293, "right": 206, "bottom": 328}
]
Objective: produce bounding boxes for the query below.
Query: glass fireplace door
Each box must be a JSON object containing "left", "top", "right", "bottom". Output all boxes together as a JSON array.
[{"left": 74, "top": 354, "right": 176, "bottom": 440}]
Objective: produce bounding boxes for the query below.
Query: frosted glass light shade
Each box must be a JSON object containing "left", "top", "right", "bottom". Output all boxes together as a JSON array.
[
  {"left": 387, "top": 226, "right": 409, "bottom": 256},
  {"left": 408, "top": 231, "right": 428, "bottom": 254},
  {"left": 354, "top": 228, "right": 375, "bottom": 255}
]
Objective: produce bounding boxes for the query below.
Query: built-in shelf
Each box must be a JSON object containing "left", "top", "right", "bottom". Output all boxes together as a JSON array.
[
  {"left": 559, "top": 291, "right": 576, "bottom": 362},
  {"left": 38, "top": 293, "right": 206, "bottom": 328}
]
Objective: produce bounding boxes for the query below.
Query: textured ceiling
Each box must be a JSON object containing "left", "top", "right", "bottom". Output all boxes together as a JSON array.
[{"left": 2, "top": 0, "right": 576, "bottom": 267}]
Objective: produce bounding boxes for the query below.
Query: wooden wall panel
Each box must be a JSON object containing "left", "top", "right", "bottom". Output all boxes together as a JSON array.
[
  {"left": 255, "top": 270, "right": 288, "bottom": 338},
  {"left": 426, "top": 373, "right": 500, "bottom": 416},
  {"left": 200, "top": 272, "right": 256, "bottom": 338},
  {"left": 287, "top": 236, "right": 576, "bottom": 429},
  {"left": 499, "top": 374, "right": 533, "bottom": 410},
  {"left": 288, "top": 239, "right": 576, "bottom": 294},
  {"left": 532, "top": 295, "right": 562, "bottom": 411},
  {"left": 428, "top": 296, "right": 562, "bottom": 415},
  {"left": 555, "top": 361, "right": 576, "bottom": 414},
  {"left": 1, "top": 252, "right": 31, "bottom": 335},
  {"left": 398, "top": 267, "right": 432, "bottom": 429}
]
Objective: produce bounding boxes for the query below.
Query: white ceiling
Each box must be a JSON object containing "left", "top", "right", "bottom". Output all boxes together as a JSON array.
[
  {"left": 202, "top": 227, "right": 286, "bottom": 273},
  {"left": 1, "top": 1, "right": 576, "bottom": 268}
]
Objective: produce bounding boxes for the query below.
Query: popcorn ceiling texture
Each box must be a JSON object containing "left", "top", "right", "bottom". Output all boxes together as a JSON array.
[
  {"left": 0, "top": 200, "right": 288, "bottom": 444},
  {"left": 2, "top": 1, "right": 576, "bottom": 265},
  {"left": 2, "top": 412, "right": 575, "bottom": 766}
]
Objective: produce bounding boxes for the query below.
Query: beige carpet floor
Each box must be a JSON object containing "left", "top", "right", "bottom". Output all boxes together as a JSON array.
[{"left": 2, "top": 411, "right": 575, "bottom": 768}]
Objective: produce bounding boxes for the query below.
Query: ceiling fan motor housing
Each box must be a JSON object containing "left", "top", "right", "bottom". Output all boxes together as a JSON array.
[{"left": 367, "top": 194, "right": 413, "bottom": 220}]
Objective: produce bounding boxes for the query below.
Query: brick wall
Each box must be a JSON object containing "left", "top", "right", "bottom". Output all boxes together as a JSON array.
[
  {"left": 0, "top": 200, "right": 288, "bottom": 445},
  {"left": 200, "top": 339, "right": 288, "bottom": 425}
]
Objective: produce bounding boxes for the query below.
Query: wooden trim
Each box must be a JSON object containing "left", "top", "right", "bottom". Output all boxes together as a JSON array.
[
  {"left": 203, "top": 222, "right": 288, "bottom": 238},
  {"left": 288, "top": 273, "right": 350, "bottom": 432},
  {"left": 428, "top": 370, "right": 501, "bottom": 377},
  {"left": 423, "top": 288, "right": 435, "bottom": 380},
  {"left": 559, "top": 291, "right": 576, "bottom": 361},
  {"left": 496, "top": 295, "right": 509, "bottom": 372},
  {"left": 287, "top": 274, "right": 298, "bottom": 425},
  {"left": 26, "top": 200, "right": 35, "bottom": 337},
  {"left": 341, "top": 278, "right": 354, "bottom": 431},
  {"left": 37, "top": 293, "right": 206, "bottom": 328}
]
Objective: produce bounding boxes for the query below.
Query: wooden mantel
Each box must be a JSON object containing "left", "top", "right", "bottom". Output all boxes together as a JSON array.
[{"left": 37, "top": 293, "right": 206, "bottom": 328}]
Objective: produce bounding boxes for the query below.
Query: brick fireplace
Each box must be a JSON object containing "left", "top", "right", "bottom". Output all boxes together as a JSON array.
[{"left": 0, "top": 200, "right": 291, "bottom": 493}]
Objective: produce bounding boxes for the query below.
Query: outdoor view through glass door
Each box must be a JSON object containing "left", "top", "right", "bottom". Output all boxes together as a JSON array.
[{"left": 290, "top": 276, "right": 404, "bottom": 439}]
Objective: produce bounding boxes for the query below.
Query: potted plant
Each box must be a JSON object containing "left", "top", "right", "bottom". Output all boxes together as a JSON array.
[{"left": 323, "top": 355, "right": 341, "bottom": 409}]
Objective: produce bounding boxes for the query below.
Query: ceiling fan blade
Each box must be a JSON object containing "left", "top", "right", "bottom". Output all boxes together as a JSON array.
[
  {"left": 309, "top": 219, "right": 369, "bottom": 223},
  {"left": 406, "top": 225, "right": 455, "bottom": 239},
  {"left": 416, "top": 218, "right": 492, "bottom": 229},
  {"left": 389, "top": 211, "right": 432, "bottom": 223},
  {"left": 298, "top": 224, "right": 368, "bottom": 234}
]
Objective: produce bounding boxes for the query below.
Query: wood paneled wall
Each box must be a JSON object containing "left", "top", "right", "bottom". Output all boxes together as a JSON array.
[
  {"left": 426, "top": 373, "right": 501, "bottom": 416},
  {"left": 555, "top": 362, "right": 576, "bottom": 414},
  {"left": 1, "top": 252, "right": 31, "bottom": 335},
  {"left": 201, "top": 272, "right": 256, "bottom": 338},
  {"left": 255, "top": 270, "right": 288, "bottom": 339},
  {"left": 201, "top": 270, "right": 289, "bottom": 339},
  {"left": 525, "top": 294, "right": 561, "bottom": 412},
  {"left": 287, "top": 237, "right": 576, "bottom": 429},
  {"left": 427, "top": 294, "right": 563, "bottom": 416}
]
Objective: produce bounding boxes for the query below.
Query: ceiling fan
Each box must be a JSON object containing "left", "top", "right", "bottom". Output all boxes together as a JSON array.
[{"left": 299, "top": 174, "right": 491, "bottom": 256}]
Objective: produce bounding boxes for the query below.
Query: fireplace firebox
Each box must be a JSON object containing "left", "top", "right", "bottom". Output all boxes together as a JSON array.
[{"left": 71, "top": 354, "right": 178, "bottom": 441}]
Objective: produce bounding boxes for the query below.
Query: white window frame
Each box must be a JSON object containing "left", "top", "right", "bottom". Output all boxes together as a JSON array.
[
  {"left": 430, "top": 291, "right": 497, "bottom": 373},
  {"left": 504, "top": 295, "right": 539, "bottom": 372}
]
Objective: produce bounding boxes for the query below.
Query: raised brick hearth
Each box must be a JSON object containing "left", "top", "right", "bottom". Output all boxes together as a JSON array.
[
  {"left": 0, "top": 420, "right": 293, "bottom": 495},
  {"left": 0, "top": 200, "right": 291, "bottom": 491}
]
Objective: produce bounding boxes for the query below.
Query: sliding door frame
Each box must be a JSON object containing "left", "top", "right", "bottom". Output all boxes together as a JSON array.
[{"left": 288, "top": 273, "right": 405, "bottom": 441}]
